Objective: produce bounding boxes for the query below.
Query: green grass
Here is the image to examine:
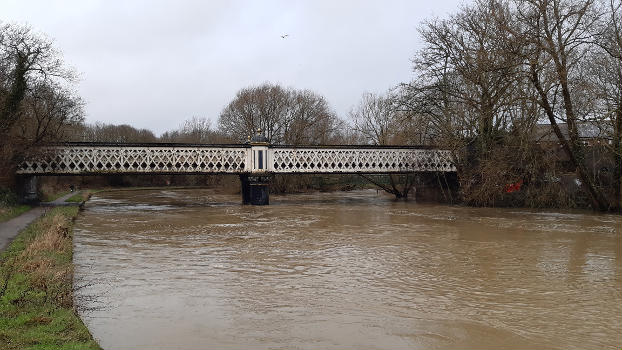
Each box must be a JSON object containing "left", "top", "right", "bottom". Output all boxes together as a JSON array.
[
  {"left": 0, "top": 205, "right": 31, "bottom": 223},
  {"left": 66, "top": 190, "right": 104, "bottom": 203},
  {"left": 40, "top": 191, "right": 71, "bottom": 203},
  {"left": 65, "top": 192, "right": 87, "bottom": 203},
  {"left": 0, "top": 207, "right": 101, "bottom": 350}
]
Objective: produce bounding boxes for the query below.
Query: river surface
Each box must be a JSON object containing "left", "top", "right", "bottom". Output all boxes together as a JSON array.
[{"left": 73, "top": 189, "right": 621, "bottom": 349}]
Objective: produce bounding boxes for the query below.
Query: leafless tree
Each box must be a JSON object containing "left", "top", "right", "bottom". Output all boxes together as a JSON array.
[
  {"left": 218, "top": 83, "right": 290, "bottom": 143},
  {"left": 350, "top": 92, "right": 399, "bottom": 145},
  {"left": 398, "top": 0, "right": 539, "bottom": 205},
  {"left": 283, "top": 89, "right": 342, "bottom": 145},
  {"left": 398, "top": 0, "right": 596, "bottom": 207},
  {"left": 586, "top": 0, "right": 622, "bottom": 208},
  {"left": 513, "top": 0, "right": 612, "bottom": 210},
  {"left": 414, "top": 0, "right": 532, "bottom": 151},
  {"left": 0, "top": 23, "right": 74, "bottom": 137},
  {"left": 349, "top": 92, "right": 419, "bottom": 199},
  {"left": 159, "top": 116, "right": 234, "bottom": 144},
  {"left": 218, "top": 83, "right": 342, "bottom": 145},
  {"left": 0, "top": 23, "right": 81, "bottom": 186},
  {"left": 72, "top": 122, "right": 157, "bottom": 143},
  {"left": 17, "top": 83, "right": 83, "bottom": 144}
]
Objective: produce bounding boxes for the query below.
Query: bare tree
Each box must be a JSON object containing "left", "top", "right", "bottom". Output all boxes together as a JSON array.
[
  {"left": 16, "top": 83, "right": 83, "bottom": 144},
  {"left": 350, "top": 92, "right": 399, "bottom": 145},
  {"left": 396, "top": 0, "right": 604, "bottom": 207},
  {"left": 587, "top": 0, "right": 622, "bottom": 208},
  {"left": 514, "top": 0, "right": 612, "bottom": 210},
  {"left": 218, "top": 83, "right": 342, "bottom": 145},
  {"left": 159, "top": 116, "right": 234, "bottom": 144},
  {"left": 414, "top": 0, "right": 530, "bottom": 153},
  {"left": 218, "top": 83, "right": 290, "bottom": 143},
  {"left": 0, "top": 23, "right": 74, "bottom": 136},
  {"left": 174, "top": 116, "right": 213, "bottom": 143},
  {"left": 0, "top": 23, "right": 81, "bottom": 186},
  {"left": 72, "top": 122, "right": 157, "bottom": 143},
  {"left": 349, "top": 92, "right": 417, "bottom": 199},
  {"left": 283, "top": 90, "right": 342, "bottom": 145},
  {"left": 398, "top": 0, "right": 545, "bottom": 206}
]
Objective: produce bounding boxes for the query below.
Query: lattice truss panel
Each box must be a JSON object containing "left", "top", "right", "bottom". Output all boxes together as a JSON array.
[
  {"left": 17, "top": 146, "right": 249, "bottom": 174},
  {"left": 271, "top": 148, "right": 456, "bottom": 173}
]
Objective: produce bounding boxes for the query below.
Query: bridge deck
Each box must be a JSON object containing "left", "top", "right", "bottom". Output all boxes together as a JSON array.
[{"left": 16, "top": 143, "right": 456, "bottom": 175}]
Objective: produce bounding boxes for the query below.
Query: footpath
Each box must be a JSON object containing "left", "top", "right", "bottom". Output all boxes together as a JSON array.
[{"left": 0, "top": 191, "right": 79, "bottom": 251}]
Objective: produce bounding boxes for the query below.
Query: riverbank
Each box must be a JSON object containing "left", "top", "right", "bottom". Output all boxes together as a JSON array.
[
  {"left": 0, "top": 206, "right": 101, "bottom": 349},
  {"left": 0, "top": 205, "right": 30, "bottom": 223}
]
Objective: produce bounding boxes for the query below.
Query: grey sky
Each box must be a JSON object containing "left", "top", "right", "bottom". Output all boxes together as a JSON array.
[{"left": 2, "top": 0, "right": 466, "bottom": 135}]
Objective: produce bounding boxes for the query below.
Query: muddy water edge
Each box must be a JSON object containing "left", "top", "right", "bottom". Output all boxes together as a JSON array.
[{"left": 73, "top": 189, "right": 621, "bottom": 349}]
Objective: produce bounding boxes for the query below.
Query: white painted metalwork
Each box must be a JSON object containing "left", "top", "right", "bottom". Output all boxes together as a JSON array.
[
  {"left": 251, "top": 145, "right": 269, "bottom": 173},
  {"left": 16, "top": 144, "right": 456, "bottom": 175},
  {"left": 270, "top": 148, "right": 456, "bottom": 173},
  {"left": 17, "top": 145, "right": 249, "bottom": 174}
]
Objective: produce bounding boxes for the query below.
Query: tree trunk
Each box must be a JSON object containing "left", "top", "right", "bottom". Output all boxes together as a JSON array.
[
  {"left": 0, "top": 54, "right": 28, "bottom": 137},
  {"left": 530, "top": 65, "right": 610, "bottom": 211},
  {"left": 614, "top": 104, "right": 622, "bottom": 210},
  {"left": 360, "top": 174, "right": 413, "bottom": 200}
]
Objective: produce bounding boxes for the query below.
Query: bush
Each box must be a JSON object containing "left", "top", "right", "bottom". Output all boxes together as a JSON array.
[{"left": 0, "top": 188, "right": 17, "bottom": 206}]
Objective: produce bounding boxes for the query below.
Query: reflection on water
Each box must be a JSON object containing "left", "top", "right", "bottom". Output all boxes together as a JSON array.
[{"left": 73, "top": 189, "right": 622, "bottom": 349}]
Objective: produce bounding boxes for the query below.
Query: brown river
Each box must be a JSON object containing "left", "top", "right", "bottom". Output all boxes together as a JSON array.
[{"left": 73, "top": 189, "right": 621, "bottom": 349}]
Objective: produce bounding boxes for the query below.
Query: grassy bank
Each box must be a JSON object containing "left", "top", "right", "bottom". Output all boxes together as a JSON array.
[
  {"left": 40, "top": 191, "right": 71, "bottom": 203},
  {"left": 0, "top": 207, "right": 101, "bottom": 349},
  {"left": 66, "top": 190, "right": 99, "bottom": 203},
  {"left": 0, "top": 205, "right": 31, "bottom": 223}
]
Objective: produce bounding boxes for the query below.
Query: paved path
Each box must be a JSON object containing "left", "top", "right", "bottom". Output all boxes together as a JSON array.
[
  {"left": 0, "top": 207, "right": 47, "bottom": 251},
  {"left": 0, "top": 191, "right": 81, "bottom": 252},
  {"left": 41, "top": 191, "right": 80, "bottom": 207}
]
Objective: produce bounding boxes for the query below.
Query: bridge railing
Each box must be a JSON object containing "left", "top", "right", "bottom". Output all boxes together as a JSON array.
[
  {"left": 269, "top": 147, "right": 455, "bottom": 173},
  {"left": 17, "top": 144, "right": 250, "bottom": 174},
  {"left": 16, "top": 143, "right": 456, "bottom": 175}
]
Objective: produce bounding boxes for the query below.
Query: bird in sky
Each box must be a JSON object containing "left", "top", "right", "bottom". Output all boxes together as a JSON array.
[{"left": 281, "top": 34, "right": 289, "bottom": 39}]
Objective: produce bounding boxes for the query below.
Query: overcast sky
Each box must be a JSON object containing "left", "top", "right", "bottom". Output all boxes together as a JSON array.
[{"left": 2, "top": 0, "right": 466, "bottom": 135}]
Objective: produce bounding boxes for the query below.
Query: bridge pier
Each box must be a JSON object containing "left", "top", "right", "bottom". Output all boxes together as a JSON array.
[
  {"left": 17, "top": 175, "right": 39, "bottom": 204},
  {"left": 240, "top": 175, "right": 270, "bottom": 205},
  {"left": 239, "top": 129, "right": 271, "bottom": 205}
]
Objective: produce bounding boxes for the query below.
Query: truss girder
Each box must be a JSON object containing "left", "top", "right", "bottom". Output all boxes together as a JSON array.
[
  {"left": 16, "top": 145, "right": 456, "bottom": 175},
  {"left": 271, "top": 148, "right": 455, "bottom": 173},
  {"left": 17, "top": 146, "right": 248, "bottom": 174}
]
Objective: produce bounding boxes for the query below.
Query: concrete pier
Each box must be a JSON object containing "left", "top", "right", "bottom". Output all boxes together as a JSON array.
[{"left": 17, "top": 175, "right": 39, "bottom": 204}]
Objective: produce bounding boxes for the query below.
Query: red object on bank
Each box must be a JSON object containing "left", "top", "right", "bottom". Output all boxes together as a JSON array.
[{"left": 505, "top": 179, "right": 523, "bottom": 193}]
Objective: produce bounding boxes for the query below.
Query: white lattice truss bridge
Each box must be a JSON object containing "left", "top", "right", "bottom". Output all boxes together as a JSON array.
[{"left": 16, "top": 143, "right": 456, "bottom": 175}]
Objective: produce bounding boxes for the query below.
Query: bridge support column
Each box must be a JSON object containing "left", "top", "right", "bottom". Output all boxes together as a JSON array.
[
  {"left": 239, "top": 174, "right": 270, "bottom": 205},
  {"left": 17, "top": 175, "right": 39, "bottom": 204}
]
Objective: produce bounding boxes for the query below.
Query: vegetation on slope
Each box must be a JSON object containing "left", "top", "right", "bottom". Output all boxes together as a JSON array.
[{"left": 0, "top": 207, "right": 100, "bottom": 350}]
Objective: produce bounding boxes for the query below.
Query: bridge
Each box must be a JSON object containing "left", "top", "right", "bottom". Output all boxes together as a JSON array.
[{"left": 16, "top": 137, "right": 456, "bottom": 205}]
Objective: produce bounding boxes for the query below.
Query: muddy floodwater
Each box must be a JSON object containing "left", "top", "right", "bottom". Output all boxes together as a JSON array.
[{"left": 73, "top": 189, "right": 621, "bottom": 349}]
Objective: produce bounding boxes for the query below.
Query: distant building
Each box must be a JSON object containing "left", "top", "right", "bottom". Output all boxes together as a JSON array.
[
  {"left": 533, "top": 122, "right": 614, "bottom": 179},
  {"left": 533, "top": 122, "right": 612, "bottom": 147}
]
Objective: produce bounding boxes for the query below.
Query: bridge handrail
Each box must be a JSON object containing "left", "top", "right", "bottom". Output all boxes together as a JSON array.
[
  {"left": 44, "top": 142, "right": 447, "bottom": 150},
  {"left": 44, "top": 142, "right": 251, "bottom": 148}
]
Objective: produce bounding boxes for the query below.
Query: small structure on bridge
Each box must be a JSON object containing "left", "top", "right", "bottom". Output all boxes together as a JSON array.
[
  {"left": 240, "top": 131, "right": 271, "bottom": 205},
  {"left": 16, "top": 132, "right": 456, "bottom": 205}
]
